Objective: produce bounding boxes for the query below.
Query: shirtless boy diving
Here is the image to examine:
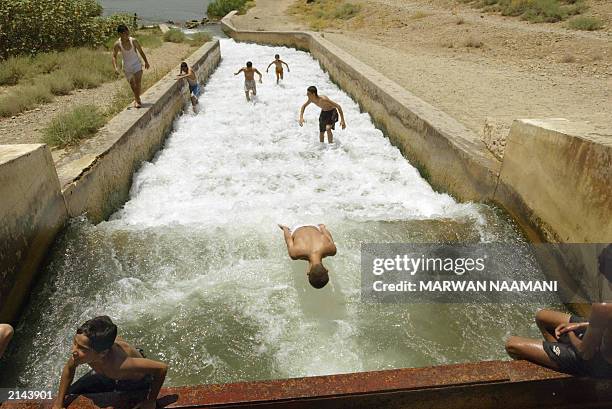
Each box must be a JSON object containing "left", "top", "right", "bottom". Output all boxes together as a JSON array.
[
  {"left": 299, "top": 86, "right": 346, "bottom": 143},
  {"left": 266, "top": 54, "right": 290, "bottom": 84},
  {"left": 53, "top": 316, "right": 168, "bottom": 409},
  {"left": 279, "top": 224, "right": 337, "bottom": 289},
  {"left": 506, "top": 245, "right": 612, "bottom": 378},
  {"left": 234, "top": 61, "right": 262, "bottom": 101}
]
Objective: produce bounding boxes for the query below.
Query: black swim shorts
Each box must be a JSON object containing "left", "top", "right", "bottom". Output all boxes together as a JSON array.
[
  {"left": 543, "top": 315, "right": 590, "bottom": 376},
  {"left": 319, "top": 108, "right": 338, "bottom": 133}
]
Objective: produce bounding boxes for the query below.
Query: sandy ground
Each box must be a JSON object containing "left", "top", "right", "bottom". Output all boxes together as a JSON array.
[
  {"left": 233, "top": 0, "right": 612, "bottom": 157},
  {"left": 0, "top": 41, "right": 192, "bottom": 147}
]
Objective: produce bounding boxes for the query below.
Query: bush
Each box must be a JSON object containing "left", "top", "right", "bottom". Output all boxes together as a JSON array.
[
  {"left": 0, "top": 0, "right": 136, "bottom": 58},
  {"left": 0, "top": 83, "right": 53, "bottom": 117},
  {"left": 207, "top": 0, "right": 252, "bottom": 19},
  {"left": 289, "top": 0, "right": 361, "bottom": 30},
  {"left": 0, "top": 56, "right": 33, "bottom": 85},
  {"left": 42, "top": 104, "right": 105, "bottom": 147},
  {"left": 41, "top": 70, "right": 75, "bottom": 95},
  {"left": 467, "top": 0, "right": 588, "bottom": 23},
  {"left": 567, "top": 16, "right": 604, "bottom": 30},
  {"left": 163, "top": 29, "right": 187, "bottom": 43},
  {"left": 189, "top": 32, "right": 213, "bottom": 46}
]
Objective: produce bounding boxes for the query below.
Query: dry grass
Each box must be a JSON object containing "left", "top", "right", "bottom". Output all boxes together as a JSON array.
[
  {"left": 289, "top": 0, "right": 361, "bottom": 30},
  {"left": 41, "top": 105, "right": 105, "bottom": 147},
  {"left": 411, "top": 11, "right": 431, "bottom": 20},
  {"left": 560, "top": 53, "right": 576, "bottom": 63},
  {"left": 567, "top": 15, "right": 604, "bottom": 30},
  {"left": 464, "top": 36, "right": 484, "bottom": 48}
]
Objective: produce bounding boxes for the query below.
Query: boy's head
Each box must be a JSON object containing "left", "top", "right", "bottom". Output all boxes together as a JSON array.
[
  {"left": 117, "top": 24, "right": 129, "bottom": 39},
  {"left": 180, "top": 61, "right": 188, "bottom": 73},
  {"left": 307, "top": 86, "right": 318, "bottom": 99},
  {"left": 246, "top": 61, "right": 252, "bottom": 68},
  {"left": 599, "top": 244, "right": 612, "bottom": 283},
  {"left": 71, "top": 316, "right": 117, "bottom": 364},
  {"left": 308, "top": 263, "right": 329, "bottom": 289},
  {"left": 275, "top": 54, "right": 280, "bottom": 60}
]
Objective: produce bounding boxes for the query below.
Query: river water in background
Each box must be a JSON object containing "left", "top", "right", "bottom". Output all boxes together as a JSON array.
[
  {"left": 99, "top": 0, "right": 212, "bottom": 23},
  {"left": 0, "top": 40, "right": 556, "bottom": 389}
]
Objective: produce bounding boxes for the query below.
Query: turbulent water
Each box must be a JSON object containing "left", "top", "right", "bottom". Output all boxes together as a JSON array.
[{"left": 1, "top": 40, "right": 553, "bottom": 389}]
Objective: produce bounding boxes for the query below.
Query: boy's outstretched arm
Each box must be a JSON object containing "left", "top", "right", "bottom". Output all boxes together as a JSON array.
[
  {"left": 278, "top": 225, "right": 297, "bottom": 259},
  {"left": 266, "top": 62, "right": 273, "bottom": 72},
  {"left": 134, "top": 39, "right": 150, "bottom": 69},
  {"left": 234, "top": 68, "right": 244, "bottom": 75},
  {"left": 298, "top": 101, "right": 310, "bottom": 126},
  {"left": 52, "top": 358, "right": 78, "bottom": 409},
  {"left": 255, "top": 69, "right": 263, "bottom": 83},
  {"left": 282, "top": 61, "right": 290, "bottom": 71},
  {"left": 124, "top": 357, "right": 168, "bottom": 409}
]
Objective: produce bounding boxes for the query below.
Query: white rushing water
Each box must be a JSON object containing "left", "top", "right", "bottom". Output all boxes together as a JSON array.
[{"left": 2, "top": 40, "right": 548, "bottom": 389}]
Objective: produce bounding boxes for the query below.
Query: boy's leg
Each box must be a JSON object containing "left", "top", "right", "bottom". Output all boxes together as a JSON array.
[
  {"left": 319, "top": 132, "right": 325, "bottom": 143},
  {"left": 326, "top": 125, "right": 333, "bottom": 143},
  {"left": 133, "top": 70, "right": 143, "bottom": 106},
  {"left": 245, "top": 91, "right": 250, "bottom": 101},
  {"left": 505, "top": 336, "right": 560, "bottom": 370},
  {"left": 68, "top": 370, "right": 116, "bottom": 395},
  {"left": 535, "top": 309, "right": 571, "bottom": 342},
  {"left": 0, "top": 324, "right": 13, "bottom": 358}
]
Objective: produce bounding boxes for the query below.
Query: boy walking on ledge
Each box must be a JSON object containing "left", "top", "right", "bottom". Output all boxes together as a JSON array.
[{"left": 53, "top": 316, "right": 167, "bottom": 409}]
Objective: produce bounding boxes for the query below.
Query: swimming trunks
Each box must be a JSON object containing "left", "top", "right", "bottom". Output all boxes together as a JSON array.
[
  {"left": 189, "top": 83, "right": 201, "bottom": 97},
  {"left": 244, "top": 79, "right": 257, "bottom": 93},
  {"left": 543, "top": 315, "right": 612, "bottom": 378},
  {"left": 290, "top": 224, "right": 321, "bottom": 236},
  {"left": 319, "top": 108, "right": 338, "bottom": 133}
]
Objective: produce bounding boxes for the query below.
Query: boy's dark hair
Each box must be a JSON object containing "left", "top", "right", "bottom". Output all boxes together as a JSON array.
[
  {"left": 117, "top": 24, "right": 129, "bottom": 34},
  {"left": 307, "top": 86, "right": 318, "bottom": 96},
  {"left": 275, "top": 54, "right": 280, "bottom": 59},
  {"left": 246, "top": 61, "right": 252, "bottom": 68},
  {"left": 180, "top": 61, "right": 188, "bottom": 73},
  {"left": 308, "top": 264, "right": 329, "bottom": 289},
  {"left": 76, "top": 316, "right": 117, "bottom": 352},
  {"left": 599, "top": 244, "right": 612, "bottom": 282}
]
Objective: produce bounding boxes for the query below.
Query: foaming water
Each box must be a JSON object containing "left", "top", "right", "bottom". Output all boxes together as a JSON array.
[{"left": 1, "top": 40, "right": 554, "bottom": 388}]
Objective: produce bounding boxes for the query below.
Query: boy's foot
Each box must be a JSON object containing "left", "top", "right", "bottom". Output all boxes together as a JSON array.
[{"left": 134, "top": 101, "right": 142, "bottom": 108}]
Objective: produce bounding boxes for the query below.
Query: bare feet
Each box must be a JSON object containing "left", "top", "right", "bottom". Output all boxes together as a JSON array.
[{"left": 134, "top": 100, "right": 142, "bottom": 108}]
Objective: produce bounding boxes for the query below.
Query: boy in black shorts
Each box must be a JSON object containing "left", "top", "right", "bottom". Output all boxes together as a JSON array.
[
  {"left": 505, "top": 245, "right": 612, "bottom": 377},
  {"left": 53, "top": 316, "right": 168, "bottom": 409},
  {"left": 299, "top": 86, "right": 346, "bottom": 143}
]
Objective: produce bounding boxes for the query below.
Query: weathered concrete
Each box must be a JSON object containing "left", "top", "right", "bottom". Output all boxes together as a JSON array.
[
  {"left": 0, "top": 145, "right": 67, "bottom": 323},
  {"left": 60, "top": 40, "right": 221, "bottom": 222},
  {"left": 496, "top": 119, "right": 612, "bottom": 243},
  {"left": 221, "top": 12, "right": 501, "bottom": 204},
  {"left": 4, "top": 360, "right": 612, "bottom": 408}
]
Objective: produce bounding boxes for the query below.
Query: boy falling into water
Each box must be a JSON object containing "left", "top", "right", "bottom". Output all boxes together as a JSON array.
[
  {"left": 266, "top": 54, "right": 290, "bottom": 84},
  {"left": 53, "top": 316, "right": 168, "bottom": 409},
  {"left": 234, "top": 61, "right": 262, "bottom": 101}
]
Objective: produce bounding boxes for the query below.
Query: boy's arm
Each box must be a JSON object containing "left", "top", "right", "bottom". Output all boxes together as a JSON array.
[
  {"left": 255, "top": 69, "right": 263, "bottom": 82},
  {"left": 112, "top": 43, "right": 120, "bottom": 74},
  {"left": 571, "top": 303, "right": 612, "bottom": 360},
  {"left": 329, "top": 98, "right": 346, "bottom": 128},
  {"left": 282, "top": 61, "right": 290, "bottom": 71},
  {"left": 123, "top": 357, "right": 168, "bottom": 409},
  {"left": 134, "top": 39, "right": 150, "bottom": 69},
  {"left": 318, "top": 224, "right": 337, "bottom": 256},
  {"left": 234, "top": 68, "right": 244, "bottom": 75},
  {"left": 278, "top": 225, "right": 298, "bottom": 259},
  {"left": 266, "top": 62, "right": 273, "bottom": 72},
  {"left": 298, "top": 101, "right": 310, "bottom": 126},
  {"left": 52, "top": 359, "right": 78, "bottom": 409}
]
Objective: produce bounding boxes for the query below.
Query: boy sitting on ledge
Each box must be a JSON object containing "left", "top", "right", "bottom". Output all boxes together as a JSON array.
[{"left": 53, "top": 316, "right": 168, "bottom": 409}]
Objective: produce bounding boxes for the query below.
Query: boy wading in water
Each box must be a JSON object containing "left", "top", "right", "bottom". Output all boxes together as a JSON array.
[
  {"left": 234, "top": 61, "right": 262, "bottom": 101},
  {"left": 266, "top": 54, "right": 290, "bottom": 84},
  {"left": 299, "top": 86, "right": 346, "bottom": 143},
  {"left": 53, "top": 316, "right": 168, "bottom": 409},
  {"left": 176, "top": 61, "right": 201, "bottom": 111},
  {"left": 112, "top": 24, "right": 150, "bottom": 108},
  {"left": 278, "top": 224, "right": 337, "bottom": 289}
]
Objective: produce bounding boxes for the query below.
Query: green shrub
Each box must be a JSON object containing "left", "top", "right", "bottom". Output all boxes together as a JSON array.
[
  {"left": 0, "top": 56, "right": 33, "bottom": 85},
  {"left": 466, "top": 0, "right": 588, "bottom": 23},
  {"left": 207, "top": 0, "right": 251, "bottom": 19},
  {"left": 163, "top": 29, "right": 187, "bottom": 43},
  {"left": 333, "top": 3, "right": 361, "bottom": 19},
  {"left": 42, "top": 104, "right": 105, "bottom": 147},
  {"left": 0, "top": 83, "right": 53, "bottom": 117},
  {"left": 289, "top": 0, "right": 362, "bottom": 29},
  {"left": 0, "top": 0, "right": 136, "bottom": 58},
  {"left": 135, "top": 33, "right": 163, "bottom": 48},
  {"left": 567, "top": 16, "right": 604, "bottom": 30},
  {"left": 40, "top": 70, "right": 75, "bottom": 95},
  {"left": 189, "top": 32, "right": 213, "bottom": 47}
]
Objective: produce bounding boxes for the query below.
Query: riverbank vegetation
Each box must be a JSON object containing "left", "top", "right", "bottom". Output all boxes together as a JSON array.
[
  {"left": 460, "top": 0, "right": 598, "bottom": 25},
  {"left": 207, "top": 0, "right": 256, "bottom": 19},
  {"left": 289, "top": 0, "right": 361, "bottom": 30}
]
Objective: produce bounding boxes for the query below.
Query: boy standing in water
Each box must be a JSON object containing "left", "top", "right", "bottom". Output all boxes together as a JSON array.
[
  {"left": 266, "top": 54, "right": 290, "bottom": 84},
  {"left": 234, "top": 61, "right": 262, "bottom": 101},
  {"left": 176, "top": 61, "right": 201, "bottom": 111},
  {"left": 53, "top": 316, "right": 168, "bottom": 409},
  {"left": 112, "top": 24, "right": 150, "bottom": 108},
  {"left": 278, "top": 223, "right": 337, "bottom": 289},
  {"left": 299, "top": 86, "right": 346, "bottom": 143}
]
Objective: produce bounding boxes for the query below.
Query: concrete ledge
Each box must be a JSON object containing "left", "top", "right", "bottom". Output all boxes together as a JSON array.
[
  {"left": 221, "top": 12, "right": 500, "bottom": 204},
  {"left": 60, "top": 39, "right": 221, "bottom": 222},
  {"left": 0, "top": 145, "right": 67, "bottom": 323},
  {"left": 5, "top": 361, "right": 612, "bottom": 408}
]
